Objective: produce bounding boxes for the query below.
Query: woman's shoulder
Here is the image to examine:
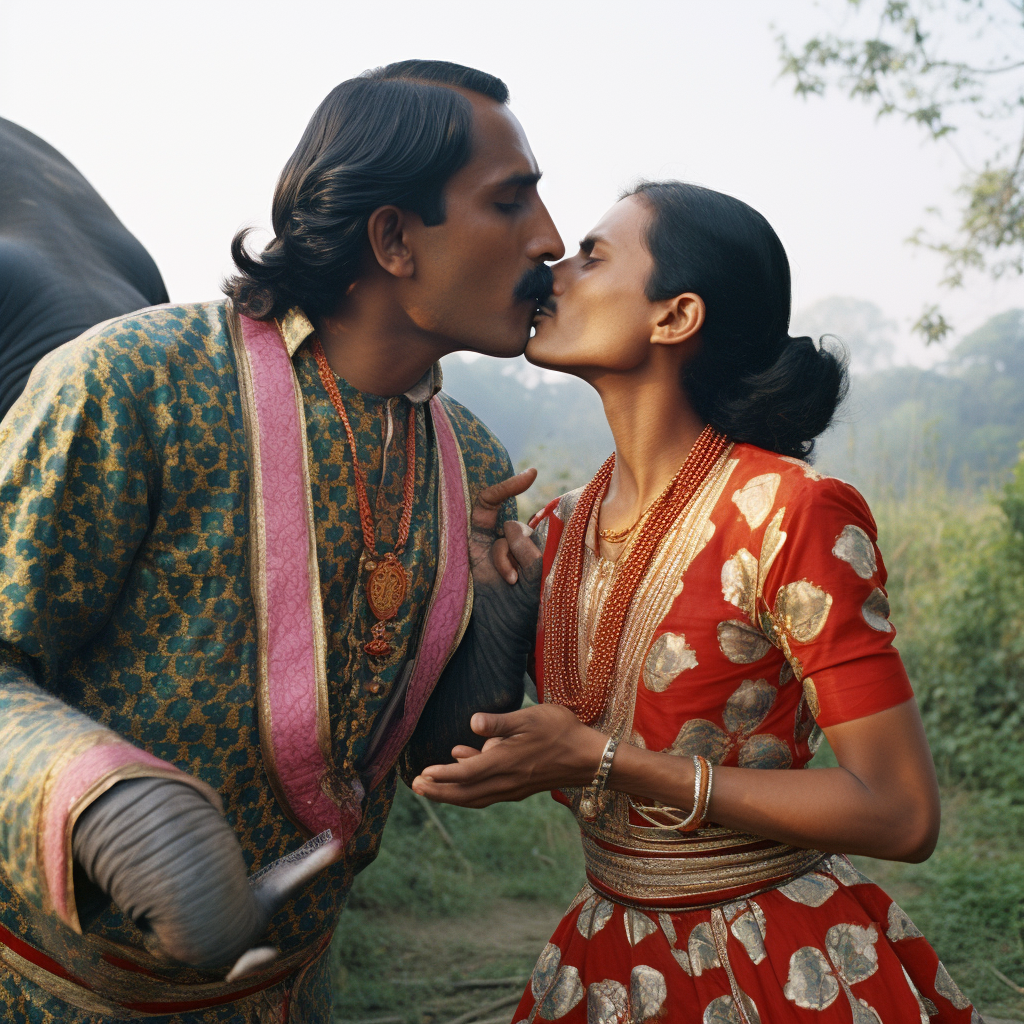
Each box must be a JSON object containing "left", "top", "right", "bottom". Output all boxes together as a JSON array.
[{"left": 725, "top": 442, "right": 874, "bottom": 535}]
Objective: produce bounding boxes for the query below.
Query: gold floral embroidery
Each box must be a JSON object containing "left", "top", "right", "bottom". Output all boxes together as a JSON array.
[
  {"left": 779, "top": 455, "right": 824, "bottom": 481},
  {"left": 832, "top": 524, "right": 877, "bottom": 579},
  {"left": 643, "top": 633, "right": 698, "bottom": 692},
  {"left": 731, "top": 473, "right": 781, "bottom": 530},
  {"left": 784, "top": 923, "right": 882, "bottom": 1021},
  {"left": 934, "top": 962, "right": 972, "bottom": 1010},
  {"left": 624, "top": 907, "right": 658, "bottom": 946},
  {"left": 723, "top": 900, "right": 767, "bottom": 964},
  {"left": 687, "top": 920, "right": 722, "bottom": 975},
  {"left": 722, "top": 549, "right": 759, "bottom": 619},
  {"left": 576, "top": 893, "right": 614, "bottom": 939},
  {"left": 587, "top": 979, "right": 627, "bottom": 1024},
  {"left": 802, "top": 678, "right": 821, "bottom": 718},
  {"left": 886, "top": 902, "right": 924, "bottom": 942},
  {"left": 862, "top": 588, "right": 894, "bottom": 632},
  {"left": 537, "top": 965, "right": 584, "bottom": 1019},
  {"left": 702, "top": 992, "right": 762, "bottom": 1024},
  {"left": 779, "top": 871, "right": 839, "bottom": 908},
  {"left": 629, "top": 966, "right": 667, "bottom": 1021},
  {"left": 717, "top": 620, "right": 772, "bottom": 665},
  {"left": 773, "top": 580, "right": 833, "bottom": 643},
  {"left": 670, "top": 680, "right": 792, "bottom": 768}
]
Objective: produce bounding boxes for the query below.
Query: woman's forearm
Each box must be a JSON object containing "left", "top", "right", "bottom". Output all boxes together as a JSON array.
[{"left": 605, "top": 701, "right": 940, "bottom": 863}]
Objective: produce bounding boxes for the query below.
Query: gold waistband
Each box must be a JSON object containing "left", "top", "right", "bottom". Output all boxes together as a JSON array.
[{"left": 582, "top": 833, "right": 826, "bottom": 911}]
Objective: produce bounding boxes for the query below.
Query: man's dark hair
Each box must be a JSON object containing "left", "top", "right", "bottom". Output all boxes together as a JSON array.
[
  {"left": 224, "top": 60, "right": 509, "bottom": 321},
  {"left": 626, "top": 180, "right": 848, "bottom": 460}
]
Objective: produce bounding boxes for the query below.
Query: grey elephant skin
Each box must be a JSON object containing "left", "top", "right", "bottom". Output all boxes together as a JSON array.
[{"left": 0, "top": 117, "right": 168, "bottom": 419}]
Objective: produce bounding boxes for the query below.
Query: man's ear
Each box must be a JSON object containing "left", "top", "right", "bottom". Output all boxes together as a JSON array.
[
  {"left": 366, "top": 205, "right": 417, "bottom": 279},
  {"left": 651, "top": 292, "right": 705, "bottom": 347}
]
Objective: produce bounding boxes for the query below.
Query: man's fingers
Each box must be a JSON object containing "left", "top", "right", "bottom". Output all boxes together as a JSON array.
[
  {"left": 491, "top": 537, "right": 520, "bottom": 585},
  {"left": 473, "top": 469, "right": 538, "bottom": 518},
  {"left": 504, "top": 521, "right": 541, "bottom": 570}
]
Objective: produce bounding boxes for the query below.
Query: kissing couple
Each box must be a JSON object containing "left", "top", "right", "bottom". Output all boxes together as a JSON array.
[{"left": 0, "top": 59, "right": 978, "bottom": 1024}]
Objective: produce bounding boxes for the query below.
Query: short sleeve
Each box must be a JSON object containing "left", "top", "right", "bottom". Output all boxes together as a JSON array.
[{"left": 757, "top": 477, "right": 913, "bottom": 728}]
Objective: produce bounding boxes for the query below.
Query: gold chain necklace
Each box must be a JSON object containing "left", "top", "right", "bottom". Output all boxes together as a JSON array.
[{"left": 312, "top": 338, "right": 417, "bottom": 658}]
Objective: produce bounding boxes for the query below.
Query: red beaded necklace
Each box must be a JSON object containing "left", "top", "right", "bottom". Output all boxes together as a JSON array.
[
  {"left": 312, "top": 338, "right": 417, "bottom": 658},
  {"left": 543, "top": 424, "right": 729, "bottom": 724}
]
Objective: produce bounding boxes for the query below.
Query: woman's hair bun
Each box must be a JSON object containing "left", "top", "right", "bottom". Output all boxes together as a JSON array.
[{"left": 627, "top": 181, "right": 849, "bottom": 459}]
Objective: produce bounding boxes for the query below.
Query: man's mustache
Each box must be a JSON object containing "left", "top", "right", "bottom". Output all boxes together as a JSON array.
[{"left": 513, "top": 263, "right": 554, "bottom": 306}]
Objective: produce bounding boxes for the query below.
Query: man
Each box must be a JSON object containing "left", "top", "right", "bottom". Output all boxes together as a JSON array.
[{"left": 0, "top": 59, "right": 563, "bottom": 1023}]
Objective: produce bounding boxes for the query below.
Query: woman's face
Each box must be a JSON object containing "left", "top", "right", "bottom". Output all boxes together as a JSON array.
[{"left": 526, "top": 195, "right": 660, "bottom": 375}]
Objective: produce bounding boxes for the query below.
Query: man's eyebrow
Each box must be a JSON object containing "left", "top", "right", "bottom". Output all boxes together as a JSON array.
[{"left": 495, "top": 171, "right": 542, "bottom": 190}]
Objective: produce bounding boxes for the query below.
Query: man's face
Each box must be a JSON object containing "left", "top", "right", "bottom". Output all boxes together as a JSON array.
[{"left": 402, "top": 92, "right": 564, "bottom": 358}]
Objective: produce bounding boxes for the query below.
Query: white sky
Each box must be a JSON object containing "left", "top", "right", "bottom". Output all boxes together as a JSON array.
[{"left": 2, "top": 0, "right": 1019, "bottom": 364}]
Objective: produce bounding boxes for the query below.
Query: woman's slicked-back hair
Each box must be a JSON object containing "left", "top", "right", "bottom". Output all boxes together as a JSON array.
[
  {"left": 625, "top": 180, "right": 848, "bottom": 460},
  {"left": 224, "top": 60, "right": 509, "bottom": 321}
]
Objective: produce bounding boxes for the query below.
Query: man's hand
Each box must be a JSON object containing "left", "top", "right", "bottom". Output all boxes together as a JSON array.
[
  {"left": 410, "top": 704, "right": 607, "bottom": 808},
  {"left": 470, "top": 469, "right": 537, "bottom": 586}
]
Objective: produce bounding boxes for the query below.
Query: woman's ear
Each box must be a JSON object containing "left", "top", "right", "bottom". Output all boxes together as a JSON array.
[
  {"left": 651, "top": 292, "right": 705, "bottom": 347},
  {"left": 366, "top": 205, "right": 416, "bottom": 279}
]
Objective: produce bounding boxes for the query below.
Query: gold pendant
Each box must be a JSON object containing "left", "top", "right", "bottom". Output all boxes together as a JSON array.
[
  {"left": 366, "top": 552, "right": 407, "bottom": 622},
  {"left": 364, "top": 621, "right": 391, "bottom": 658}
]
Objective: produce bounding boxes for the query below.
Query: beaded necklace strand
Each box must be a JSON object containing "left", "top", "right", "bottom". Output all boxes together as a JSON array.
[
  {"left": 543, "top": 424, "right": 729, "bottom": 724},
  {"left": 312, "top": 338, "right": 417, "bottom": 658}
]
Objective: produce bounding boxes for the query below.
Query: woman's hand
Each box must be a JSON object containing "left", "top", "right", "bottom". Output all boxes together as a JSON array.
[{"left": 411, "top": 703, "right": 607, "bottom": 808}]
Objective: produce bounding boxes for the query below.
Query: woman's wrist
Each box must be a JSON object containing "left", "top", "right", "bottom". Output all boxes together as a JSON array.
[{"left": 605, "top": 742, "right": 698, "bottom": 806}]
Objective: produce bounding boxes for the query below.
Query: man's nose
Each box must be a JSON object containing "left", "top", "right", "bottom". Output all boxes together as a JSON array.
[{"left": 527, "top": 200, "right": 565, "bottom": 263}]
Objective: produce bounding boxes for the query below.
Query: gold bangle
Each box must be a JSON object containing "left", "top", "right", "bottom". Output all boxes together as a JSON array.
[{"left": 579, "top": 735, "right": 618, "bottom": 822}]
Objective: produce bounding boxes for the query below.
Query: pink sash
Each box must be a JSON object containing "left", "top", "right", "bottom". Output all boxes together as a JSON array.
[{"left": 232, "top": 313, "right": 471, "bottom": 846}]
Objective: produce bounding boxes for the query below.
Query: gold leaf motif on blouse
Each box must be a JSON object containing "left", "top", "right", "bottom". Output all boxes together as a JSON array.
[
  {"left": 862, "top": 588, "right": 894, "bottom": 632},
  {"left": 688, "top": 920, "right": 722, "bottom": 975},
  {"left": 886, "top": 902, "right": 924, "bottom": 942},
  {"left": 832, "top": 524, "right": 877, "bottom": 579},
  {"left": 738, "top": 733, "right": 793, "bottom": 769},
  {"left": 722, "top": 549, "right": 759, "bottom": 619},
  {"left": 774, "top": 580, "right": 833, "bottom": 643},
  {"left": 722, "top": 679, "right": 776, "bottom": 735},
  {"left": 624, "top": 907, "right": 658, "bottom": 946},
  {"left": 576, "top": 893, "right": 615, "bottom": 939},
  {"left": 779, "top": 661, "right": 795, "bottom": 686},
  {"left": 629, "top": 966, "right": 668, "bottom": 1021},
  {"left": 934, "top": 962, "right": 972, "bottom": 1010},
  {"left": 717, "top": 620, "right": 772, "bottom": 665},
  {"left": 643, "top": 632, "right": 698, "bottom": 692},
  {"left": 587, "top": 979, "right": 628, "bottom": 1024},
  {"left": 702, "top": 992, "right": 762, "bottom": 1024},
  {"left": 731, "top": 473, "right": 781, "bottom": 530},
  {"left": 670, "top": 718, "right": 731, "bottom": 764},
  {"left": 802, "top": 677, "right": 821, "bottom": 719},
  {"left": 757, "top": 509, "right": 788, "bottom": 600},
  {"left": 795, "top": 691, "right": 816, "bottom": 745},
  {"left": 779, "top": 871, "right": 839, "bottom": 907}
]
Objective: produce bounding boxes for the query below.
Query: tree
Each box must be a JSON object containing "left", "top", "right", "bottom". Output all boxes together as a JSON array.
[{"left": 778, "top": 0, "right": 1024, "bottom": 341}]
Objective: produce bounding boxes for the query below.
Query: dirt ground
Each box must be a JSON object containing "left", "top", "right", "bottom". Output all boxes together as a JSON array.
[{"left": 332, "top": 899, "right": 565, "bottom": 1024}]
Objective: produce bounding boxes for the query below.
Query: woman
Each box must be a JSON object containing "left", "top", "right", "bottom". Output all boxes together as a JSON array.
[{"left": 412, "top": 181, "right": 980, "bottom": 1023}]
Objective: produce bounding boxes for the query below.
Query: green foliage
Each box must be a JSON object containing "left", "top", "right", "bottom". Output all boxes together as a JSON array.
[{"left": 778, "top": 0, "right": 1024, "bottom": 338}]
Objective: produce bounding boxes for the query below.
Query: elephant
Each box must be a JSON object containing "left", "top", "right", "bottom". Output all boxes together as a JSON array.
[{"left": 0, "top": 117, "right": 169, "bottom": 420}]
